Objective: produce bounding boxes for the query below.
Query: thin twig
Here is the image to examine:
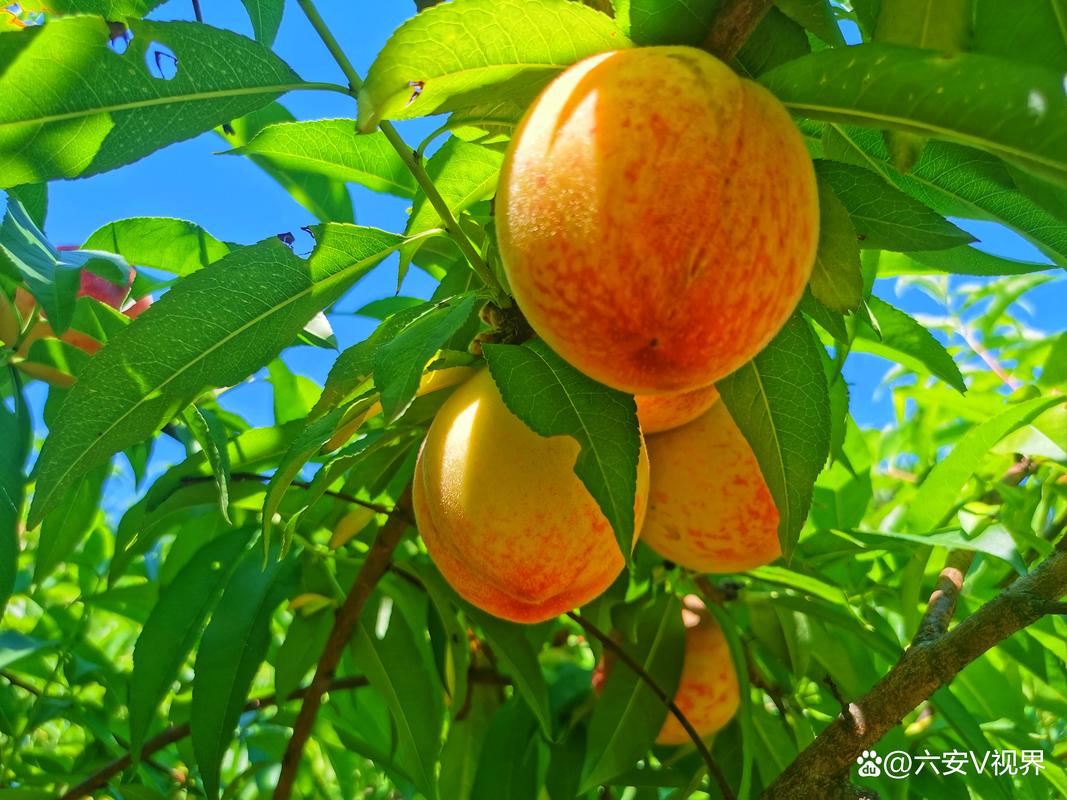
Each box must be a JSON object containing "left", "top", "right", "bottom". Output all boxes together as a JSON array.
[
  {"left": 56, "top": 677, "right": 369, "bottom": 800},
  {"left": 179, "top": 472, "right": 397, "bottom": 518},
  {"left": 912, "top": 550, "right": 976, "bottom": 647},
  {"left": 190, "top": 0, "right": 203, "bottom": 23},
  {"left": 567, "top": 612, "right": 735, "bottom": 800},
  {"left": 701, "top": 0, "right": 775, "bottom": 62},
  {"left": 959, "top": 325, "right": 1020, "bottom": 391},
  {"left": 273, "top": 490, "right": 413, "bottom": 799},
  {"left": 763, "top": 546, "right": 1067, "bottom": 798}
]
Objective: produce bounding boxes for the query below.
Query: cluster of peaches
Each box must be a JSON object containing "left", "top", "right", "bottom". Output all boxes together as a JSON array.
[{"left": 414, "top": 47, "right": 819, "bottom": 743}]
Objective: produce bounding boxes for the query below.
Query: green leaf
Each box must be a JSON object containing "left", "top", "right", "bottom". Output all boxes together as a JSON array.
[
  {"left": 0, "top": 382, "right": 30, "bottom": 617},
  {"left": 808, "top": 178, "right": 863, "bottom": 313},
  {"left": 0, "top": 17, "right": 304, "bottom": 187},
  {"left": 311, "top": 303, "right": 431, "bottom": 418},
  {"left": 483, "top": 339, "right": 643, "bottom": 564},
  {"left": 8, "top": 183, "right": 46, "bottom": 228},
  {"left": 440, "top": 681, "right": 499, "bottom": 800},
  {"left": 463, "top": 603, "right": 553, "bottom": 739},
  {"left": 875, "top": 246, "right": 1055, "bottom": 276},
  {"left": 274, "top": 607, "right": 332, "bottom": 703},
  {"left": 824, "top": 125, "right": 1067, "bottom": 267},
  {"left": 1, "top": 197, "right": 130, "bottom": 334},
  {"left": 129, "top": 528, "right": 249, "bottom": 757},
  {"left": 357, "top": 0, "right": 628, "bottom": 130},
  {"left": 1039, "top": 332, "right": 1067, "bottom": 387},
  {"left": 179, "top": 406, "right": 232, "bottom": 524},
  {"left": 814, "top": 160, "right": 974, "bottom": 252},
  {"left": 41, "top": 0, "right": 166, "bottom": 16},
  {"left": 33, "top": 466, "right": 106, "bottom": 584},
  {"left": 82, "top": 217, "right": 231, "bottom": 277},
  {"left": 240, "top": 0, "right": 283, "bottom": 45},
  {"left": 716, "top": 315, "right": 831, "bottom": 558},
  {"left": 225, "top": 119, "right": 417, "bottom": 198},
  {"left": 854, "top": 295, "right": 966, "bottom": 393},
  {"left": 407, "top": 138, "right": 504, "bottom": 238},
  {"left": 580, "top": 595, "right": 684, "bottom": 792},
  {"left": 191, "top": 549, "right": 294, "bottom": 799},
  {"left": 972, "top": 0, "right": 1067, "bottom": 73},
  {"left": 735, "top": 7, "right": 811, "bottom": 78},
  {"left": 374, "top": 293, "right": 479, "bottom": 422},
  {"left": 761, "top": 43, "right": 1067, "bottom": 183},
  {"left": 471, "top": 698, "right": 541, "bottom": 800},
  {"left": 853, "top": 525, "right": 1026, "bottom": 574},
  {"left": 907, "top": 394, "right": 1066, "bottom": 532},
  {"left": 267, "top": 357, "right": 319, "bottom": 425},
  {"left": 873, "top": 0, "right": 971, "bottom": 171},
  {"left": 353, "top": 614, "right": 443, "bottom": 800},
  {"left": 217, "top": 103, "right": 355, "bottom": 224},
  {"left": 613, "top": 0, "right": 717, "bottom": 46},
  {"left": 776, "top": 0, "right": 846, "bottom": 45},
  {"left": 29, "top": 226, "right": 406, "bottom": 526},
  {"left": 798, "top": 289, "right": 849, "bottom": 345}
]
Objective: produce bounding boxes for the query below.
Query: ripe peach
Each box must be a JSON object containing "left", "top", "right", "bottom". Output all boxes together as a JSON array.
[
  {"left": 657, "top": 595, "right": 739, "bottom": 745},
  {"left": 641, "top": 398, "right": 780, "bottom": 573},
  {"left": 414, "top": 369, "right": 650, "bottom": 623},
  {"left": 636, "top": 384, "right": 719, "bottom": 435},
  {"left": 590, "top": 595, "right": 739, "bottom": 745},
  {"left": 496, "top": 46, "right": 818, "bottom": 394}
]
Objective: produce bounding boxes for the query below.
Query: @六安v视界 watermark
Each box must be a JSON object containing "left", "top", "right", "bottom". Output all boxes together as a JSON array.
[{"left": 854, "top": 749, "right": 1046, "bottom": 780}]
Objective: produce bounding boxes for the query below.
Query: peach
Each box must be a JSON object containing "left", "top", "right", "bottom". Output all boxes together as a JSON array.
[
  {"left": 636, "top": 384, "right": 719, "bottom": 435},
  {"left": 657, "top": 595, "right": 739, "bottom": 745},
  {"left": 414, "top": 369, "right": 650, "bottom": 623},
  {"left": 641, "top": 398, "right": 780, "bottom": 573},
  {"left": 496, "top": 46, "right": 818, "bottom": 394},
  {"left": 590, "top": 595, "right": 739, "bottom": 745}
]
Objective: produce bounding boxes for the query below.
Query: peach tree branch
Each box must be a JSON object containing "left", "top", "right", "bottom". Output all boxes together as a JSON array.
[
  {"left": 272, "top": 489, "right": 413, "bottom": 800},
  {"left": 762, "top": 545, "right": 1067, "bottom": 799}
]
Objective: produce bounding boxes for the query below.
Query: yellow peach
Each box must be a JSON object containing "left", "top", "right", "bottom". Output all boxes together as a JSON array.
[
  {"left": 641, "top": 398, "right": 780, "bottom": 573},
  {"left": 636, "top": 384, "right": 719, "bottom": 435},
  {"left": 497, "top": 46, "right": 817, "bottom": 394},
  {"left": 657, "top": 595, "right": 740, "bottom": 745},
  {"left": 414, "top": 369, "right": 649, "bottom": 623}
]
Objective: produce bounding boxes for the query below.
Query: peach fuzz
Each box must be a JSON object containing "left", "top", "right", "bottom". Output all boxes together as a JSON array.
[
  {"left": 414, "top": 369, "right": 650, "bottom": 623},
  {"left": 641, "top": 398, "right": 780, "bottom": 573},
  {"left": 496, "top": 45, "right": 818, "bottom": 394},
  {"left": 657, "top": 595, "right": 740, "bottom": 745},
  {"left": 636, "top": 384, "right": 719, "bottom": 434}
]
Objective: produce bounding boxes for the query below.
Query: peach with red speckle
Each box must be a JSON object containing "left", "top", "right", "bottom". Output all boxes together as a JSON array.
[
  {"left": 414, "top": 369, "right": 650, "bottom": 624},
  {"left": 641, "top": 397, "right": 780, "bottom": 573},
  {"left": 657, "top": 595, "right": 739, "bottom": 745},
  {"left": 636, "top": 384, "right": 719, "bottom": 434},
  {"left": 496, "top": 46, "right": 818, "bottom": 394}
]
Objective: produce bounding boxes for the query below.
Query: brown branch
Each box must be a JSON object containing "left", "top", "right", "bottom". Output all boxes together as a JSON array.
[
  {"left": 273, "top": 489, "right": 413, "bottom": 800},
  {"left": 912, "top": 549, "right": 976, "bottom": 647},
  {"left": 57, "top": 676, "right": 369, "bottom": 800},
  {"left": 762, "top": 546, "right": 1067, "bottom": 799},
  {"left": 701, "top": 0, "right": 775, "bottom": 62},
  {"left": 567, "top": 612, "right": 735, "bottom": 800}
]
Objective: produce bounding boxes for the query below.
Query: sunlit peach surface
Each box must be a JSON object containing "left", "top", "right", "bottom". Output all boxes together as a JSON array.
[
  {"left": 414, "top": 369, "right": 650, "bottom": 623},
  {"left": 642, "top": 397, "right": 780, "bottom": 572},
  {"left": 636, "top": 384, "right": 720, "bottom": 434},
  {"left": 497, "top": 46, "right": 818, "bottom": 395}
]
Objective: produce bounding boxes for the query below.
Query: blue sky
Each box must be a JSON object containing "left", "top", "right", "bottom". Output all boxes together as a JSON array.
[{"left": 25, "top": 0, "right": 1064, "bottom": 504}]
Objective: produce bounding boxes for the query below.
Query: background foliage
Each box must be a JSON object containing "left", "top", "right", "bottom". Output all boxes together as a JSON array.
[{"left": 0, "top": 0, "right": 1065, "bottom": 798}]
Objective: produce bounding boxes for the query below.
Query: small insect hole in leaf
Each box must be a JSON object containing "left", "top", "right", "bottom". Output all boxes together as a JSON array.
[
  {"left": 107, "top": 23, "right": 133, "bottom": 54},
  {"left": 145, "top": 41, "right": 179, "bottom": 79},
  {"left": 406, "top": 80, "right": 425, "bottom": 107}
]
